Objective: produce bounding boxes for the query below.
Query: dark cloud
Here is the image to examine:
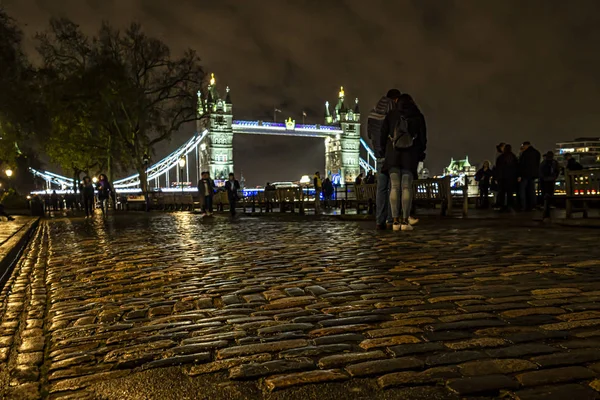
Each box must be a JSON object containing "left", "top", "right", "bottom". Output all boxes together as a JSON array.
[{"left": 5, "top": 0, "right": 600, "bottom": 184}]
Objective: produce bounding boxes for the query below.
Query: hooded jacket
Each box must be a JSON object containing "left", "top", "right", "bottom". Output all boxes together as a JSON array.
[
  {"left": 367, "top": 97, "right": 396, "bottom": 159},
  {"left": 381, "top": 101, "right": 427, "bottom": 176}
]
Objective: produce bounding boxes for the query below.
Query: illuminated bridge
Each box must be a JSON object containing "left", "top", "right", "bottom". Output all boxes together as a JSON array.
[{"left": 30, "top": 74, "right": 377, "bottom": 193}]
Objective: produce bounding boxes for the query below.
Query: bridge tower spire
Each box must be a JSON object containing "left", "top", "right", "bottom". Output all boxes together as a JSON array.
[{"left": 198, "top": 73, "right": 234, "bottom": 182}]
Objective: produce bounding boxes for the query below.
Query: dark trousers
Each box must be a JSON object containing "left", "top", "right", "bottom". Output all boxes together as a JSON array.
[
  {"left": 228, "top": 197, "right": 237, "bottom": 215},
  {"left": 203, "top": 196, "right": 213, "bottom": 213},
  {"left": 540, "top": 180, "right": 555, "bottom": 218},
  {"left": 479, "top": 186, "right": 490, "bottom": 208},
  {"left": 519, "top": 178, "right": 537, "bottom": 211},
  {"left": 83, "top": 195, "right": 94, "bottom": 217},
  {"left": 497, "top": 180, "right": 515, "bottom": 210}
]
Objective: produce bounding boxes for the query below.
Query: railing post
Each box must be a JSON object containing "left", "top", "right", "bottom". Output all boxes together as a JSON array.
[
  {"left": 462, "top": 184, "right": 468, "bottom": 217},
  {"left": 252, "top": 195, "right": 256, "bottom": 213}
]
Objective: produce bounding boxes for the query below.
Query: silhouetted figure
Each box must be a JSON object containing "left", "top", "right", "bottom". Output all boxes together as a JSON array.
[
  {"left": 539, "top": 151, "right": 560, "bottom": 220},
  {"left": 475, "top": 160, "right": 493, "bottom": 209},
  {"left": 564, "top": 153, "right": 583, "bottom": 171},
  {"left": 81, "top": 176, "right": 95, "bottom": 218},
  {"left": 96, "top": 174, "right": 113, "bottom": 217},
  {"left": 495, "top": 144, "right": 519, "bottom": 212},
  {"left": 323, "top": 177, "right": 334, "bottom": 209},
  {"left": 225, "top": 173, "right": 240, "bottom": 216},
  {"left": 198, "top": 171, "right": 215, "bottom": 215},
  {"left": 518, "top": 141, "right": 541, "bottom": 211}
]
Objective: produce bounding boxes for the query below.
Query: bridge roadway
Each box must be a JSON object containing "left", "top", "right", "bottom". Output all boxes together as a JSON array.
[{"left": 2, "top": 214, "right": 600, "bottom": 399}]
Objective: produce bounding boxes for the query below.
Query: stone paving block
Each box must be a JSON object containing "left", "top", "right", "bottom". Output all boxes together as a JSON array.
[
  {"left": 513, "top": 384, "right": 600, "bottom": 400},
  {"left": 279, "top": 344, "right": 353, "bottom": 358},
  {"left": 365, "top": 326, "right": 423, "bottom": 338},
  {"left": 445, "top": 337, "right": 507, "bottom": 350},
  {"left": 530, "top": 349, "right": 600, "bottom": 367},
  {"left": 229, "top": 357, "right": 314, "bottom": 379},
  {"left": 49, "top": 370, "right": 130, "bottom": 393},
  {"left": 501, "top": 307, "right": 566, "bottom": 319},
  {"left": 312, "top": 333, "right": 364, "bottom": 345},
  {"left": 264, "top": 369, "right": 349, "bottom": 391},
  {"left": 426, "top": 350, "right": 487, "bottom": 366},
  {"left": 378, "top": 366, "right": 460, "bottom": 388},
  {"left": 427, "top": 319, "right": 506, "bottom": 331},
  {"left": 257, "top": 323, "right": 314, "bottom": 335},
  {"left": 516, "top": 366, "right": 596, "bottom": 387},
  {"left": 447, "top": 374, "right": 519, "bottom": 395},
  {"left": 308, "top": 324, "right": 372, "bottom": 337},
  {"left": 359, "top": 335, "right": 421, "bottom": 350},
  {"left": 459, "top": 358, "right": 538, "bottom": 376},
  {"left": 345, "top": 357, "right": 424, "bottom": 377},
  {"left": 187, "top": 353, "right": 272, "bottom": 375},
  {"left": 5, "top": 383, "right": 40, "bottom": 400},
  {"left": 216, "top": 339, "right": 309, "bottom": 359},
  {"left": 318, "top": 350, "right": 386, "bottom": 369}
]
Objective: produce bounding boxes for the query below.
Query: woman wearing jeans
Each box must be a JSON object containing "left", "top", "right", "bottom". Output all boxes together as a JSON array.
[{"left": 381, "top": 94, "right": 427, "bottom": 231}]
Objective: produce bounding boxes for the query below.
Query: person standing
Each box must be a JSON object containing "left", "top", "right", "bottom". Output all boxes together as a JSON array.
[
  {"left": 322, "top": 177, "right": 334, "bottom": 209},
  {"left": 518, "top": 141, "right": 541, "bottom": 211},
  {"left": 313, "top": 171, "right": 322, "bottom": 214},
  {"left": 96, "top": 174, "right": 113, "bottom": 217},
  {"left": 81, "top": 176, "right": 95, "bottom": 218},
  {"left": 495, "top": 144, "right": 519, "bottom": 212},
  {"left": 354, "top": 173, "right": 363, "bottom": 185},
  {"left": 198, "top": 171, "right": 215, "bottom": 216},
  {"left": 475, "top": 161, "right": 493, "bottom": 209},
  {"left": 368, "top": 89, "right": 401, "bottom": 229},
  {"left": 564, "top": 153, "right": 583, "bottom": 171},
  {"left": 539, "top": 151, "right": 560, "bottom": 220},
  {"left": 382, "top": 93, "right": 427, "bottom": 231},
  {"left": 225, "top": 173, "right": 241, "bottom": 216}
]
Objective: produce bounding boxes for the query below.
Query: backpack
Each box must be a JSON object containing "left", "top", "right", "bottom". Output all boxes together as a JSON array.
[{"left": 390, "top": 116, "right": 414, "bottom": 149}]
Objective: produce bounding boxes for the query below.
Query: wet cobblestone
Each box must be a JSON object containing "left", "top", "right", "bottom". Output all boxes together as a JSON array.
[{"left": 2, "top": 214, "right": 600, "bottom": 398}]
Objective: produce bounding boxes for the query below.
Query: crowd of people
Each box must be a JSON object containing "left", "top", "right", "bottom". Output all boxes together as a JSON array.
[
  {"left": 36, "top": 173, "right": 115, "bottom": 218},
  {"left": 474, "top": 142, "right": 582, "bottom": 219}
]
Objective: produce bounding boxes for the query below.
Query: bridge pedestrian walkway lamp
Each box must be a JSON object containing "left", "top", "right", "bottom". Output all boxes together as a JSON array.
[{"left": 178, "top": 157, "right": 186, "bottom": 193}]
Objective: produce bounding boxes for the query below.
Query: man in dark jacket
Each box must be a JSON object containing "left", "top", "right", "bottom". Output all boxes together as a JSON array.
[
  {"left": 381, "top": 93, "right": 427, "bottom": 231},
  {"left": 198, "top": 171, "right": 215, "bottom": 215},
  {"left": 539, "top": 151, "right": 560, "bottom": 219},
  {"left": 564, "top": 153, "right": 583, "bottom": 171},
  {"left": 368, "top": 89, "right": 401, "bottom": 229},
  {"left": 225, "top": 172, "right": 240, "bottom": 216},
  {"left": 518, "top": 141, "right": 541, "bottom": 211}
]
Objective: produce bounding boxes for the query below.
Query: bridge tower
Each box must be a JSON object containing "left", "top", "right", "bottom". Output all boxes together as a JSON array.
[
  {"left": 198, "top": 73, "right": 234, "bottom": 181},
  {"left": 325, "top": 87, "right": 361, "bottom": 184}
]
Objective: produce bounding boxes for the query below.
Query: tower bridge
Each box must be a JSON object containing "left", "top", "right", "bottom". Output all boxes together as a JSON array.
[{"left": 30, "top": 74, "right": 377, "bottom": 192}]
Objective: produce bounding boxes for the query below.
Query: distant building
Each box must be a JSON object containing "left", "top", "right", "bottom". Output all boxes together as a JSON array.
[
  {"left": 443, "top": 156, "right": 479, "bottom": 196},
  {"left": 556, "top": 138, "right": 600, "bottom": 168}
]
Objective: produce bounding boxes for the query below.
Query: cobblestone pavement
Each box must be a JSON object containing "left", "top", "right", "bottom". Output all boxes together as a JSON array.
[{"left": 2, "top": 213, "right": 600, "bottom": 399}]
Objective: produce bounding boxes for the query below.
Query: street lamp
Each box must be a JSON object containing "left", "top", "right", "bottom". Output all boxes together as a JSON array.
[
  {"left": 92, "top": 177, "right": 98, "bottom": 184},
  {"left": 178, "top": 157, "right": 186, "bottom": 193},
  {"left": 5, "top": 169, "right": 13, "bottom": 178}
]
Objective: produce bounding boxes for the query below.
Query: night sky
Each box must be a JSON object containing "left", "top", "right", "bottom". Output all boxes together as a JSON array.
[{"left": 5, "top": 0, "right": 600, "bottom": 186}]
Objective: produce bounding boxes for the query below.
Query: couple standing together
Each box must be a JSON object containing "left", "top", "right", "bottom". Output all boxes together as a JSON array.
[{"left": 368, "top": 89, "right": 427, "bottom": 231}]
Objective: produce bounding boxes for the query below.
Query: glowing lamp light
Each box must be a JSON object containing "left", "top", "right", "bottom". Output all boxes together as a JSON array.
[
  {"left": 178, "top": 157, "right": 186, "bottom": 168},
  {"left": 299, "top": 175, "right": 311, "bottom": 185},
  {"left": 92, "top": 177, "right": 98, "bottom": 184},
  {"left": 5, "top": 169, "right": 13, "bottom": 178}
]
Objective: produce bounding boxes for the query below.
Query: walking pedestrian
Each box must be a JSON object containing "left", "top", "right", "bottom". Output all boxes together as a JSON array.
[
  {"left": 96, "top": 174, "right": 113, "bottom": 217},
  {"left": 198, "top": 171, "right": 215, "bottom": 216},
  {"left": 475, "top": 161, "right": 493, "bottom": 209},
  {"left": 539, "top": 151, "right": 560, "bottom": 220},
  {"left": 495, "top": 144, "right": 519, "bottom": 212},
  {"left": 382, "top": 93, "right": 427, "bottom": 231},
  {"left": 225, "top": 172, "right": 240, "bottom": 216},
  {"left": 51, "top": 190, "right": 59, "bottom": 211},
  {"left": 368, "top": 88, "right": 400, "bottom": 230},
  {"left": 518, "top": 141, "right": 541, "bottom": 211},
  {"left": 81, "top": 176, "right": 95, "bottom": 218},
  {"left": 322, "top": 177, "right": 334, "bottom": 209}
]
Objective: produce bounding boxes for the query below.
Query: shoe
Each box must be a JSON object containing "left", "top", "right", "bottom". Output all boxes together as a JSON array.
[
  {"left": 376, "top": 224, "right": 386, "bottom": 230},
  {"left": 386, "top": 222, "right": 393, "bottom": 230},
  {"left": 392, "top": 222, "right": 401, "bottom": 231},
  {"left": 401, "top": 223, "right": 414, "bottom": 231},
  {"left": 408, "top": 216, "right": 419, "bottom": 226}
]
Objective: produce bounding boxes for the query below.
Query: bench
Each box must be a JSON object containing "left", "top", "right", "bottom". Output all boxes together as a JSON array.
[
  {"left": 355, "top": 184, "right": 377, "bottom": 213},
  {"left": 565, "top": 168, "right": 600, "bottom": 218},
  {"left": 346, "top": 177, "right": 454, "bottom": 216}
]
